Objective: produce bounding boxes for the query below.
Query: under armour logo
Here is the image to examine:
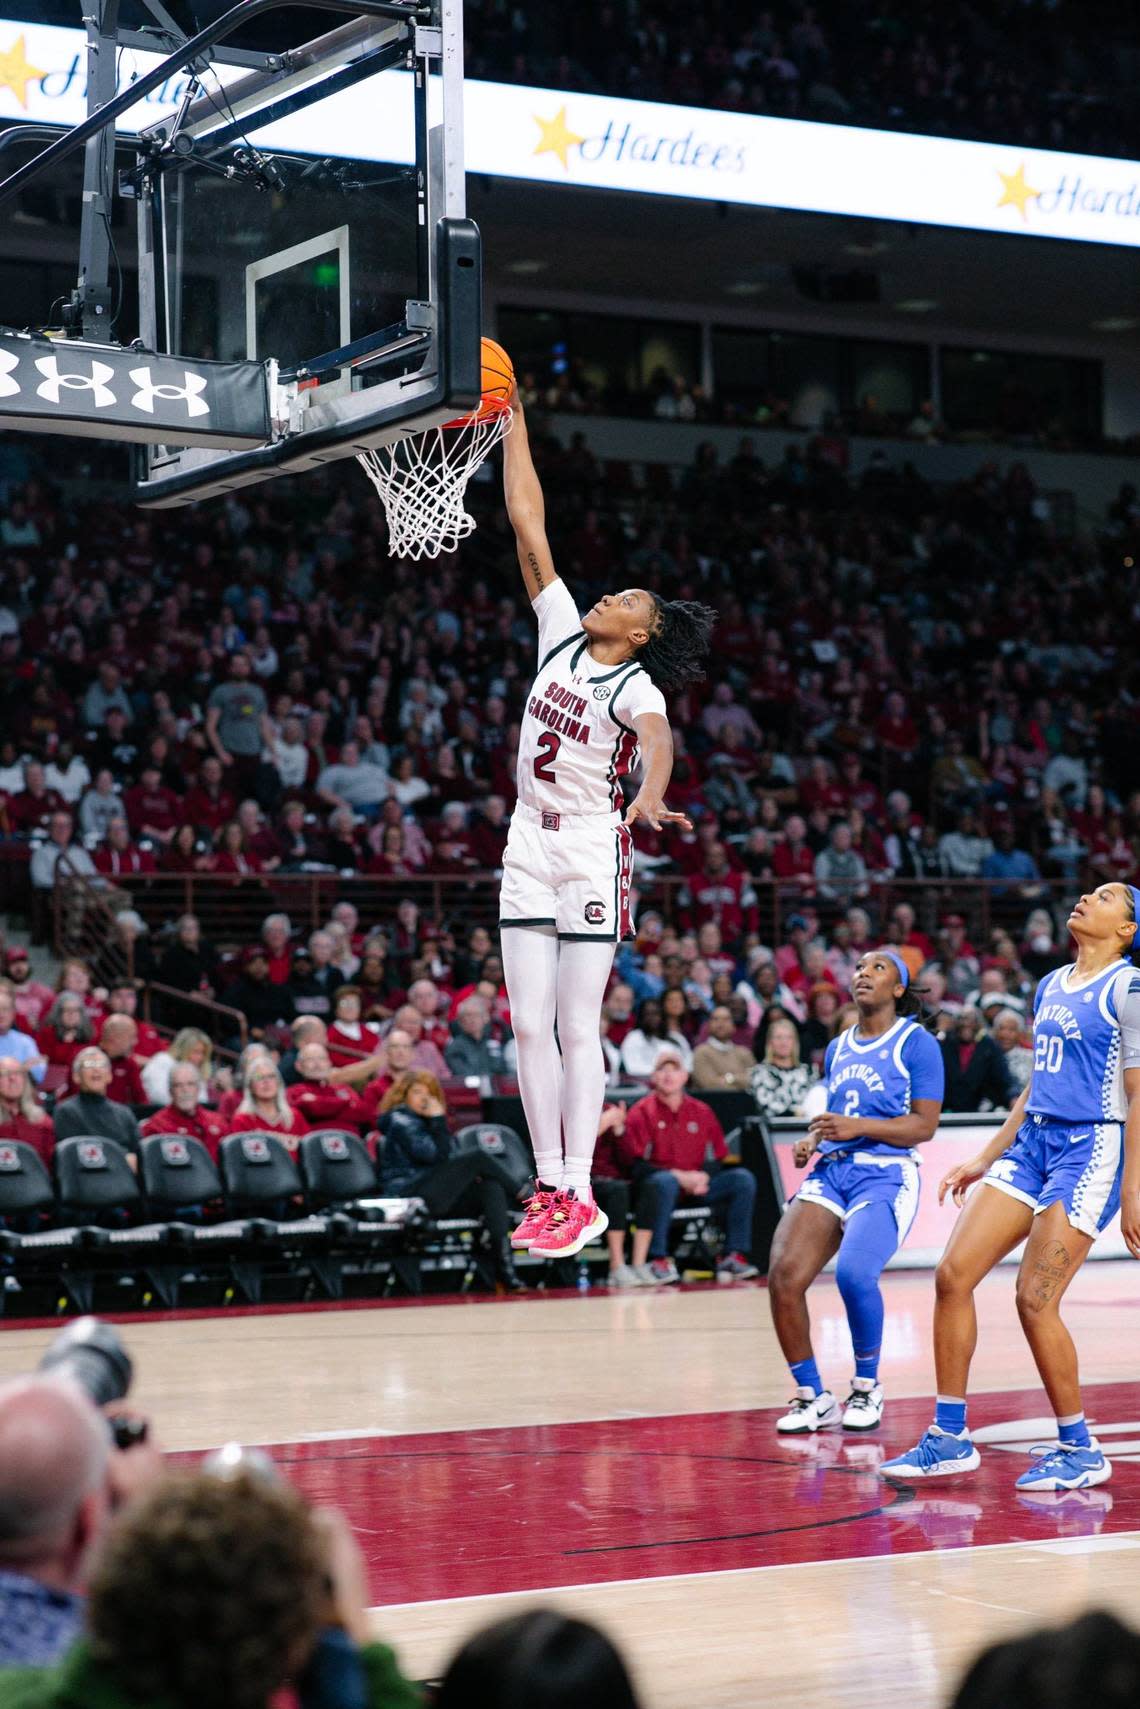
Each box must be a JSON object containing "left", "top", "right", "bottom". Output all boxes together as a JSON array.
[
  {"left": 35, "top": 354, "right": 116, "bottom": 408},
  {"left": 129, "top": 365, "right": 209, "bottom": 418},
  {"left": 0, "top": 351, "right": 18, "bottom": 398}
]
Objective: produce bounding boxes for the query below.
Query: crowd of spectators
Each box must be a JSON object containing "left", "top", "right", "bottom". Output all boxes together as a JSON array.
[
  {"left": 517, "top": 366, "right": 1109, "bottom": 456},
  {"left": 0, "top": 423, "right": 1137, "bottom": 1200},
  {"left": 465, "top": 0, "right": 1139, "bottom": 159}
]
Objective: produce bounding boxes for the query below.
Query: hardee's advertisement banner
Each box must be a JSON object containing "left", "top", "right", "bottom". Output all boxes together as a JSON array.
[{"left": 2, "top": 21, "right": 1140, "bottom": 247}]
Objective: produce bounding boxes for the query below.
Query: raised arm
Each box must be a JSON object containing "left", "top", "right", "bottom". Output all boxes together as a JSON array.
[
  {"left": 625, "top": 713, "right": 692, "bottom": 833},
  {"left": 503, "top": 391, "right": 560, "bottom": 604}
]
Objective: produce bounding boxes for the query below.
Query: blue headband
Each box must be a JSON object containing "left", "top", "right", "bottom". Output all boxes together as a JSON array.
[
  {"left": 1129, "top": 887, "right": 1140, "bottom": 956},
  {"left": 881, "top": 950, "right": 911, "bottom": 990}
]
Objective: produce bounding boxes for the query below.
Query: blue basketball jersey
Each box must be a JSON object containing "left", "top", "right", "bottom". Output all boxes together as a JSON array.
[
  {"left": 1027, "top": 960, "right": 1140, "bottom": 1122},
  {"left": 821, "top": 1018, "right": 945, "bottom": 1158}
]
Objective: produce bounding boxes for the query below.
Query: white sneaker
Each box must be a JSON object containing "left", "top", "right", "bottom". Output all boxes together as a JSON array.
[
  {"left": 842, "top": 1381, "right": 884, "bottom": 1431},
  {"left": 776, "top": 1387, "right": 842, "bottom": 1434},
  {"left": 606, "top": 1263, "right": 639, "bottom": 1289}
]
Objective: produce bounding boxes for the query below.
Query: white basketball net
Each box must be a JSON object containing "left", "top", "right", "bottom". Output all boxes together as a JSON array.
[{"left": 356, "top": 402, "right": 512, "bottom": 560}]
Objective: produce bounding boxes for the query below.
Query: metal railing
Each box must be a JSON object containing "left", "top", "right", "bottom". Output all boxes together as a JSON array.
[{"left": 53, "top": 863, "right": 1079, "bottom": 958}]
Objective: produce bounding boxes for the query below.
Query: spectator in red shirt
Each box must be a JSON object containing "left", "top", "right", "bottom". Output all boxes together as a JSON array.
[
  {"left": 208, "top": 820, "right": 264, "bottom": 879},
  {"left": 772, "top": 815, "right": 817, "bottom": 897},
  {"left": 286, "top": 1042, "right": 373, "bottom": 1134},
  {"left": 102, "top": 982, "right": 165, "bottom": 1058},
  {"left": 838, "top": 753, "right": 886, "bottom": 824},
  {"left": 873, "top": 690, "right": 920, "bottom": 764},
  {"left": 36, "top": 992, "right": 94, "bottom": 1071},
  {"left": 140, "top": 1062, "right": 227, "bottom": 1162},
  {"left": 260, "top": 913, "right": 294, "bottom": 985},
  {"left": 122, "top": 766, "right": 182, "bottom": 845},
  {"left": 327, "top": 985, "right": 382, "bottom": 1067},
  {"left": 620, "top": 1045, "right": 759, "bottom": 1283},
  {"left": 161, "top": 823, "right": 208, "bottom": 874},
  {"left": 93, "top": 817, "right": 157, "bottom": 878},
  {"left": 360, "top": 1026, "right": 416, "bottom": 1118},
  {"left": 470, "top": 794, "right": 509, "bottom": 870},
  {"left": 800, "top": 757, "right": 848, "bottom": 818},
  {"left": 229, "top": 1059, "right": 308, "bottom": 1148},
  {"left": 429, "top": 803, "right": 479, "bottom": 873},
  {"left": 889, "top": 901, "right": 935, "bottom": 964},
  {"left": 7, "top": 761, "right": 64, "bottom": 836},
  {"left": 183, "top": 755, "right": 237, "bottom": 834},
  {"left": 404, "top": 980, "right": 452, "bottom": 1053},
  {"left": 99, "top": 1015, "right": 147, "bottom": 1106},
  {"left": 601, "top": 982, "right": 637, "bottom": 1048},
  {"left": 681, "top": 844, "right": 758, "bottom": 942},
  {"left": 590, "top": 1101, "right": 656, "bottom": 1286},
  {"left": 0, "top": 1055, "right": 53, "bottom": 1166},
  {"left": 773, "top": 914, "right": 814, "bottom": 982},
  {"left": 4, "top": 946, "right": 54, "bottom": 1030}
]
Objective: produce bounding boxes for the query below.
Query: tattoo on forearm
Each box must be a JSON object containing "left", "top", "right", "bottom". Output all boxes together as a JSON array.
[
  {"left": 1028, "top": 1238, "right": 1071, "bottom": 1306},
  {"left": 527, "top": 550, "right": 545, "bottom": 590}
]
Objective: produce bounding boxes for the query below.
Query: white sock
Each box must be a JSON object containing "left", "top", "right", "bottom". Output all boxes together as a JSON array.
[
  {"left": 501, "top": 926, "right": 563, "bottom": 1189},
  {"left": 556, "top": 937, "right": 618, "bottom": 1207}
]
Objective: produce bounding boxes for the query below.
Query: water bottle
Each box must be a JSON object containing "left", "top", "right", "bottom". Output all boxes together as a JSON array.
[{"left": 576, "top": 1260, "right": 590, "bottom": 1294}]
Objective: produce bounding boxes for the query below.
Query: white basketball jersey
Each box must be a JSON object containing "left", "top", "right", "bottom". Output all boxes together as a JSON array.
[{"left": 517, "top": 580, "right": 667, "bottom": 816}]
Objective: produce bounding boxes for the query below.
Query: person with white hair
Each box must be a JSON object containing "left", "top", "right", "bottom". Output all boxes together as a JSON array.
[{"left": 52, "top": 1048, "right": 142, "bottom": 1156}]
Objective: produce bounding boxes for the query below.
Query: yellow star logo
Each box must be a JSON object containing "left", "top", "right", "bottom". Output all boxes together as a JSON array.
[
  {"left": 996, "top": 161, "right": 1041, "bottom": 222},
  {"left": 0, "top": 34, "right": 47, "bottom": 109},
  {"left": 532, "top": 105, "right": 585, "bottom": 171}
]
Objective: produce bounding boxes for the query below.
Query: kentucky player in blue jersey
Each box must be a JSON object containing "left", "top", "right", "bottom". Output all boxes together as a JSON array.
[
  {"left": 883, "top": 882, "right": 1140, "bottom": 1490},
  {"left": 768, "top": 950, "right": 945, "bottom": 1434}
]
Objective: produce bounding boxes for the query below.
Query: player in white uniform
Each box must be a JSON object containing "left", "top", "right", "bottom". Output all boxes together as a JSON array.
[{"left": 501, "top": 387, "right": 715, "bottom": 1260}]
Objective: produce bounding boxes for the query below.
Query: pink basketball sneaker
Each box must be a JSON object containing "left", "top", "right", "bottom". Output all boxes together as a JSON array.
[
  {"left": 511, "top": 1185, "right": 558, "bottom": 1249},
  {"left": 529, "top": 1190, "right": 609, "bottom": 1259}
]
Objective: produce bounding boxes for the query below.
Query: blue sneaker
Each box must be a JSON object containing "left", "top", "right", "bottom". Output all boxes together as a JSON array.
[
  {"left": 1015, "top": 1441, "right": 1111, "bottom": 1492},
  {"left": 880, "top": 1426, "right": 981, "bottom": 1481}
]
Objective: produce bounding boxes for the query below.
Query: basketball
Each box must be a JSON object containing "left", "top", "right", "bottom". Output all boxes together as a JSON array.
[{"left": 480, "top": 336, "right": 514, "bottom": 404}]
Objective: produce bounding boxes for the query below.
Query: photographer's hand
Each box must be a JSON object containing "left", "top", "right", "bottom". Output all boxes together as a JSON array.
[
  {"left": 312, "top": 1506, "right": 373, "bottom": 1648},
  {"left": 102, "top": 1406, "right": 164, "bottom": 1509}
]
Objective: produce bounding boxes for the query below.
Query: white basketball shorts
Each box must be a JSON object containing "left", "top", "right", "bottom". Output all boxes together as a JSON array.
[{"left": 499, "top": 802, "right": 634, "bottom": 941}]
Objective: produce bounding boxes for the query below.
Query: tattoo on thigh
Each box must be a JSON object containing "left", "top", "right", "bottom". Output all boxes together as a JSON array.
[{"left": 1029, "top": 1238, "right": 1072, "bottom": 1305}]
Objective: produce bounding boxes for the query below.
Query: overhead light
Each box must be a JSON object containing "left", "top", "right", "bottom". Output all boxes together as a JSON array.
[
  {"left": 894, "top": 298, "right": 939, "bottom": 313},
  {"left": 505, "top": 258, "right": 548, "bottom": 275},
  {"left": 1090, "top": 316, "right": 1137, "bottom": 331},
  {"left": 725, "top": 280, "right": 766, "bottom": 296}
]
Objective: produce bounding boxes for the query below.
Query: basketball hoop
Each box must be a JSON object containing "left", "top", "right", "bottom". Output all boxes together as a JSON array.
[{"left": 356, "top": 397, "right": 512, "bottom": 561}]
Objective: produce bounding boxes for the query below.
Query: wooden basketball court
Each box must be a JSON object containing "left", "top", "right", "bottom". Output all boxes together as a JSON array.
[{"left": 2, "top": 1264, "right": 1138, "bottom": 1706}]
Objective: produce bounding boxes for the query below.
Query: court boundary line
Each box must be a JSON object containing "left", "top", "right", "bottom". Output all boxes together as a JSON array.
[{"left": 370, "top": 1526, "right": 1140, "bottom": 1614}]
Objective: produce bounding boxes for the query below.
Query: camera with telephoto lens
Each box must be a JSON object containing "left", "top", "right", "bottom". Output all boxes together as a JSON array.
[{"left": 37, "top": 1316, "right": 147, "bottom": 1450}]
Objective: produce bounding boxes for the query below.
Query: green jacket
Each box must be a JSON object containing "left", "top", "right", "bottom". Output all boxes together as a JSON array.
[{"left": 0, "top": 1639, "right": 422, "bottom": 1709}]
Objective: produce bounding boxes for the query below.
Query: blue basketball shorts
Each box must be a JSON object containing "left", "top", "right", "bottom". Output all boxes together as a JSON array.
[
  {"left": 794, "top": 1150, "right": 920, "bottom": 1240},
  {"left": 984, "top": 1115, "right": 1123, "bottom": 1239}
]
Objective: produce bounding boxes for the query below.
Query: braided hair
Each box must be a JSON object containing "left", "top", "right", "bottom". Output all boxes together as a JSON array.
[{"left": 638, "top": 597, "right": 717, "bottom": 693}]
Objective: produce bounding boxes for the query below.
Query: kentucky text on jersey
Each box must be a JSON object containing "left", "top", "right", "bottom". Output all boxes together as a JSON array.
[
  {"left": 821, "top": 1017, "right": 944, "bottom": 1158},
  {"left": 1035, "top": 1002, "right": 1083, "bottom": 1040},
  {"left": 1028, "top": 960, "right": 1140, "bottom": 1122}
]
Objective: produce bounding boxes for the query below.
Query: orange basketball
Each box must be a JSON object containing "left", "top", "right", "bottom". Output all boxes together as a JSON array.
[{"left": 480, "top": 336, "right": 514, "bottom": 405}]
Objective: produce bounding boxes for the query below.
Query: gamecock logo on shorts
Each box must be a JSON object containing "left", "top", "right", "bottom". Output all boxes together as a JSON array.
[{"left": 585, "top": 900, "right": 606, "bottom": 924}]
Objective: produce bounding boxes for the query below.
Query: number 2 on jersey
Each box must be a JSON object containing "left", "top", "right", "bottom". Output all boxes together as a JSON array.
[
  {"left": 843, "top": 1089, "right": 860, "bottom": 1117},
  {"left": 533, "top": 730, "right": 560, "bottom": 783}
]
